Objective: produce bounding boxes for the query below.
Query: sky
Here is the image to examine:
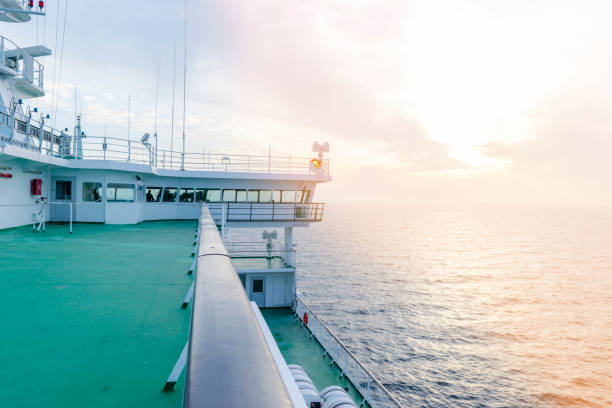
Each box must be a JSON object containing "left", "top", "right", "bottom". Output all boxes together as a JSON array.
[{"left": 3, "top": 0, "right": 612, "bottom": 207}]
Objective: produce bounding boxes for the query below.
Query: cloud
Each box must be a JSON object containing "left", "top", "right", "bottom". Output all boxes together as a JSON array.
[
  {"left": 218, "top": 0, "right": 465, "bottom": 171},
  {"left": 479, "top": 92, "right": 612, "bottom": 206}
]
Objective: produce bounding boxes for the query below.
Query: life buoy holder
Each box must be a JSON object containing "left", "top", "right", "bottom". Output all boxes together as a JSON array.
[
  {"left": 310, "top": 158, "right": 321, "bottom": 169},
  {"left": 303, "top": 312, "right": 309, "bottom": 325}
]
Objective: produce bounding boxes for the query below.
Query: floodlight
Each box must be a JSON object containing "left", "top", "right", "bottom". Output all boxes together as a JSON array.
[
  {"left": 262, "top": 231, "right": 278, "bottom": 240},
  {"left": 312, "top": 142, "right": 329, "bottom": 153}
]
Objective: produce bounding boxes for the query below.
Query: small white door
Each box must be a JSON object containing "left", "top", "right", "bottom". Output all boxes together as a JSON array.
[
  {"left": 270, "top": 276, "right": 286, "bottom": 307},
  {"left": 251, "top": 277, "right": 265, "bottom": 307}
]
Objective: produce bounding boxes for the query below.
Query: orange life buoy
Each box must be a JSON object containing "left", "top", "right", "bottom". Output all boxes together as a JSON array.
[{"left": 303, "top": 312, "right": 309, "bottom": 325}]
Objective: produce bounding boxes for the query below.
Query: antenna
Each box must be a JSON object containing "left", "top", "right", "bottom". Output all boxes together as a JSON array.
[
  {"left": 154, "top": 62, "right": 160, "bottom": 167},
  {"left": 74, "top": 86, "right": 77, "bottom": 123},
  {"left": 127, "top": 94, "right": 131, "bottom": 142},
  {"left": 181, "top": 0, "right": 188, "bottom": 171},
  {"left": 171, "top": 41, "right": 177, "bottom": 169}
]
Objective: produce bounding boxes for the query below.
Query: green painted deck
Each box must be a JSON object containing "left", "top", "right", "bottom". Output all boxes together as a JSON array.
[
  {"left": 262, "top": 308, "right": 365, "bottom": 405},
  {"left": 0, "top": 221, "right": 195, "bottom": 408}
]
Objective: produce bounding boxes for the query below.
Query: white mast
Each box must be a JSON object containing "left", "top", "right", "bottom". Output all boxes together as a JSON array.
[
  {"left": 171, "top": 42, "right": 177, "bottom": 168},
  {"left": 127, "top": 94, "right": 131, "bottom": 141},
  {"left": 181, "top": 0, "right": 187, "bottom": 171},
  {"left": 154, "top": 62, "right": 160, "bottom": 167}
]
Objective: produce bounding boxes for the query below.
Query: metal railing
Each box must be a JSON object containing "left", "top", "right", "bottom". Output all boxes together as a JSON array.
[
  {"left": 2, "top": 126, "right": 330, "bottom": 175},
  {"left": 82, "top": 135, "right": 329, "bottom": 175},
  {"left": 0, "top": 35, "right": 44, "bottom": 90},
  {"left": 294, "top": 296, "right": 404, "bottom": 408},
  {"left": 0, "top": 109, "right": 62, "bottom": 154},
  {"left": 226, "top": 241, "right": 297, "bottom": 269},
  {"left": 224, "top": 202, "right": 325, "bottom": 222},
  {"left": 0, "top": 104, "right": 329, "bottom": 177}
]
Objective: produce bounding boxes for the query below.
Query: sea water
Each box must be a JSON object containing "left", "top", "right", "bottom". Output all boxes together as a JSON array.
[{"left": 292, "top": 205, "right": 612, "bottom": 407}]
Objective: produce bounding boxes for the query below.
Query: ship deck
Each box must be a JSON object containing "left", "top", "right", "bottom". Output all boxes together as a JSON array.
[
  {"left": 0, "top": 221, "right": 194, "bottom": 408},
  {"left": 0, "top": 221, "right": 362, "bottom": 407},
  {"left": 262, "top": 308, "right": 364, "bottom": 405}
]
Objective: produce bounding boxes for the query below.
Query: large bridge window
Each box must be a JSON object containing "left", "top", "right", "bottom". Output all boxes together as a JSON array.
[
  {"left": 206, "top": 189, "right": 221, "bottom": 202},
  {"left": 281, "top": 190, "right": 304, "bottom": 203},
  {"left": 163, "top": 188, "right": 177, "bottom": 202},
  {"left": 259, "top": 190, "right": 272, "bottom": 203},
  {"left": 180, "top": 188, "right": 195, "bottom": 202},
  {"left": 272, "top": 190, "right": 281, "bottom": 203},
  {"left": 223, "top": 189, "right": 236, "bottom": 202},
  {"left": 236, "top": 190, "right": 247, "bottom": 202},
  {"left": 247, "top": 190, "right": 259, "bottom": 202},
  {"left": 195, "top": 188, "right": 206, "bottom": 202},
  {"left": 83, "top": 182, "right": 102, "bottom": 202},
  {"left": 107, "top": 183, "right": 135, "bottom": 202},
  {"left": 146, "top": 187, "right": 162, "bottom": 202}
]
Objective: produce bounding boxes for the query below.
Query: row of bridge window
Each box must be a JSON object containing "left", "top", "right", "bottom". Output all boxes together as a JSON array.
[{"left": 80, "top": 182, "right": 310, "bottom": 204}]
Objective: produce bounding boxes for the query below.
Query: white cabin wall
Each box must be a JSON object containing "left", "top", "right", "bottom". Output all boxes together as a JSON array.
[
  {"left": 243, "top": 272, "right": 294, "bottom": 308},
  {"left": 0, "top": 157, "right": 50, "bottom": 229},
  {"left": 1, "top": 161, "right": 324, "bottom": 228}
]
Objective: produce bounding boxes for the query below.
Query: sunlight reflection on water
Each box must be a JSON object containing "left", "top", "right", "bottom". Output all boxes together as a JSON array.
[{"left": 229, "top": 206, "right": 612, "bottom": 407}]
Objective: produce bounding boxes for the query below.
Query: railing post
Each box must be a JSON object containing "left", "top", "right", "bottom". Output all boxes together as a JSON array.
[{"left": 128, "top": 140, "right": 131, "bottom": 163}]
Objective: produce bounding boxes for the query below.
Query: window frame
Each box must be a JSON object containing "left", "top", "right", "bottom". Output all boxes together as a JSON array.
[
  {"left": 55, "top": 180, "right": 72, "bottom": 201},
  {"left": 82, "top": 182, "right": 102, "bottom": 202},
  {"left": 222, "top": 189, "right": 237, "bottom": 202},
  {"left": 106, "top": 183, "right": 135, "bottom": 202},
  {"left": 162, "top": 187, "right": 178, "bottom": 203},
  {"left": 195, "top": 188, "right": 207, "bottom": 203},
  {"left": 179, "top": 187, "right": 195, "bottom": 203},
  {"left": 206, "top": 189, "right": 221, "bottom": 202},
  {"left": 259, "top": 190, "right": 272, "bottom": 203},
  {"left": 247, "top": 190, "right": 259, "bottom": 203},
  {"left": 145, "top": 187, "right": 162, "bottom": 203}
]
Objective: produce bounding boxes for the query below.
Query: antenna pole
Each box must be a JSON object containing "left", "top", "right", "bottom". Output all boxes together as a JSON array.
[
  {"left": 171, "top": 41, "right": 177, "bottom": 169},
  {"left": 154, "top": 62, "right": 160, "bottom": 168},
  {"left": 181, "top": 0, "right": 187, "bottom": 171},
  {"left": 128, "top": 94, "right": 131, "bottom": 142}
]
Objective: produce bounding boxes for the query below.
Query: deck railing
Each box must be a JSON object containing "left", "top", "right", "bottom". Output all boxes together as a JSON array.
[
  {"left": 224, "top": 202, "right": 325, "bottom": 222},
  {"left": 0, "top": 35, "right": 44, "bottom": 89},
  {"left": 226, "top": 241, "right": 297, "bottom": 269},
  {"left": 0, "top": 126, "right": 330, "bottom": 176},
  {"left": 294, "top": 296, "right": 404, "bottom": 408}
]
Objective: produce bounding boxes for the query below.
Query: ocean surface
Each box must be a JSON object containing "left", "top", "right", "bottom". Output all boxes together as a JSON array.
[{"left": 288, "top": 205, "right": 612, "bottom": 407}]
